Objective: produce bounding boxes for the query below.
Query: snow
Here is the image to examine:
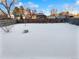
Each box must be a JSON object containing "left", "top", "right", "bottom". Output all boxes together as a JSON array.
[{"left": 0, "top": 23, "right": 79, "bottom": 59}]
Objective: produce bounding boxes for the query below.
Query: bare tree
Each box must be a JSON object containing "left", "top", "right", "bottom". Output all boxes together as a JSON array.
[{"left": 0, "top": 0, "right": 17, "bottom": 18}]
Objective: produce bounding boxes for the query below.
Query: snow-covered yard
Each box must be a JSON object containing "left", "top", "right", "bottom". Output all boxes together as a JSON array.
[{"left": 0, "top": 23, "right": 79, "bottom": 59}]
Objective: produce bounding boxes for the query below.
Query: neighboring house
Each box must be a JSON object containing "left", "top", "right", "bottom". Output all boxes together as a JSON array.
[
  {"left": 24, "top": 9, "right": 31, "bottom": 19},
  {"left": 74, "top": 14, "right": 79, "bottom": 18},
  {"left": 47, "top": 16, "right": 56, "bottom": 19},
  {"left": 0, "top": 9, "right": 7, "bottom": 19},
  {"left": 10, "top": 12, "right": 15, "bottom": 19},
  {"left": 31, "top": 14, "right": 37, "bottom": 19},
  {"left": 59, "top": 11, "right": 74, "bottom": 18},
  {"left": 36, "top": 13, "right": 47, "bottom": 19}
]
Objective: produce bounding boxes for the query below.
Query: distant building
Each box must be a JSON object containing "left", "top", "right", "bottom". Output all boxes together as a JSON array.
[{"left": 51, "top": 9, "right": 58, "bottom": 16}]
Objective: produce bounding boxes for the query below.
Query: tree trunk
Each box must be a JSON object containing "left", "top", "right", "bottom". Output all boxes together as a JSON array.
[{"left": 7, "top": 9, "right": 11, "bottom": 18}]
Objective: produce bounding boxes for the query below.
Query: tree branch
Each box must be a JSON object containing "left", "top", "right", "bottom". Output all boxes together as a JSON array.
[
  {"left": 0, "top": 8, "right": 7, "bottom": 15},
  {"left": 0, "top": 2, "right": 8, "bottom": 11},
  {"left": 10, "top": 0, "right": 14, "bottom": 10}
]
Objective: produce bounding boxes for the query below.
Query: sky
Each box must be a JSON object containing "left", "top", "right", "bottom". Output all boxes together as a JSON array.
[
  {"left": 15, "top": 0, "right": 79, "bottom": 15},
  {"left": 1, "top": 0, "right": 79, "bottom": 15}
]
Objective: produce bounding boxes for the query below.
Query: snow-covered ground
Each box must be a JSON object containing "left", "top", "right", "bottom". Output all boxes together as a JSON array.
[{"left": 0, "top": 23, "right": 79, "bottom": 59}]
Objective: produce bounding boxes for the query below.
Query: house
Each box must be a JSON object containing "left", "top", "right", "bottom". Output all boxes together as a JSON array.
[
  {"left": 0, "top": 9, "right": 7, "bottom": 19},
  {"left": 74, "top": 14, "right": 79, "bottom": 18}
]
